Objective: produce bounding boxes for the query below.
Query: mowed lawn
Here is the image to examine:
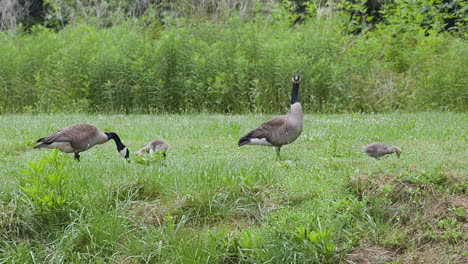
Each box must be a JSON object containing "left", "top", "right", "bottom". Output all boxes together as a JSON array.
[{"left": 0, "top": 112, "right": 466, "bottom": 263}]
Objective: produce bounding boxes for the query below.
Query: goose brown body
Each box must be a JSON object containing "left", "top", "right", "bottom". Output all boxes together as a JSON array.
[
  {"left": 238, "top": 74, "right": 303, "bottom": 158},
  {"left": 239, "top": 105, "right": 303, "bottom": 147},
  {"left": 34, "top": 123, "right": 129, "bottom": 160}
]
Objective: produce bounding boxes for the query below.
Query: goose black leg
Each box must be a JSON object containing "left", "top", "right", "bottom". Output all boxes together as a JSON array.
[
  {"left": 275, "top": 147, "right": 281, "bottom": 160},
  {"left": 74, "top": 152, "right": 80, "bottom": 161}
]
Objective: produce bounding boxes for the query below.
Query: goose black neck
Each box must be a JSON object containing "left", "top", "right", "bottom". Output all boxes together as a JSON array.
[
  {"left": 291, "top": 82, "right": 300, "bottom": 105},
  {"left": 106, "top": 132, "right": 126, "bottom": 151}
]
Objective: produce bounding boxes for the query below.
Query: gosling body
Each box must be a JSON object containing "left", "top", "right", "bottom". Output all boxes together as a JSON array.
[
  {"left": 362, "top": 142, "right": 402, "bottom": 159},
  {"left": 136, "top": 139, "right": 169, "bottom": 158}
]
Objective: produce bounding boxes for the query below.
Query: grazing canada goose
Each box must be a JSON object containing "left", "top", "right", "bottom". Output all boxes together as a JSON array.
[
  {"left": 135, "top": 139, "right": 169, "bottom": 158},
  {"left": 238, "top": 73, "right": 303, "bottom": 159},
  {"left": 362, "top": 142, "right": 402, "bottom": 159},
  {"left": 34, "top": 123, "right": 130, "bottom": 161}
]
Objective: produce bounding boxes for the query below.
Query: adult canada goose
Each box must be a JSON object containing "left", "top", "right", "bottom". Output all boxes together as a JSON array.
[
  {"left": 34, "top": 123, "right": 130, "bottom": 161},
  {"left": 238, "top": 73, "right": 303, "bottom": 159},
  {"left": 362, "top": 142, "right": 402, "bottom": 159},
  {"left": 135, "top": 139, "right": 169, "bottom": 158}
]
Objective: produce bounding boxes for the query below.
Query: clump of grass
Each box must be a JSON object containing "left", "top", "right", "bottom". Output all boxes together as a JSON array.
[
  {"left": 170, "top": 181, "right": 285, "bottom": 226},
  {"left": 343, "top": 172, "right": 468, "bottom": 262},
  {"left": 113, "top": 176, "right": 164, "bottom": 201},
  {"left": 0, "top": 192, "right": 37, "bottom": 239},
  {"left": 0, "top": 112, "right": 466, "bottom": 262},
  {"left": 133, "top": 152, "right": 166, "bottom": 165}
]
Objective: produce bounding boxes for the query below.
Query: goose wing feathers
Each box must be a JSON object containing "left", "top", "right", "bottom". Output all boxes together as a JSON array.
[
  {"left": 239, "top": 115, "right": 287, "bottom": 144},
  {"left": 38, "top": 124, "right": 99, "bottom": 150},
  {"left": 38, "top": 130, "right": 73, "bottom": 144}
]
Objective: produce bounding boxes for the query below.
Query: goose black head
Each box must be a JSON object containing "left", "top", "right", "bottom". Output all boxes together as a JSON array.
[
  {"left": 292, "top": 74, "right": 301, "bottom": 84},
  {"left": 106, "top": 132, "right": 130, "bottom": 159}
]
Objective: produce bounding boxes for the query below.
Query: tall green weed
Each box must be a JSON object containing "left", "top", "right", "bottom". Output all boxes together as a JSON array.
[
  {"left": 19, "top": 149, "right": 74, "bottom": 225},
  {"left": 0, "top": 5, "right": 466, "bottom": 113}
]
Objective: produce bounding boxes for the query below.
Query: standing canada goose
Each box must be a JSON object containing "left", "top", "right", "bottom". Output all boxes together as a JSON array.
[
  {"left": 238, "top": 73, "right": 303, "bottom": 159},
  {"left": 34, "top": 123, "right": 130, "bottom": 161},
  {"left": 362, "top": 142, "right": 402, "bottom": 159},
  {"left": 136, "top": 139, "right": 169, "bottom": 158}
]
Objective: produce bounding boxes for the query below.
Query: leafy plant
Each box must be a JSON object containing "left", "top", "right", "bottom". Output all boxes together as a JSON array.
[
  {"left": 19, "top": 149, "right": 74, "bottom": 224},
  {"left": 293, "top": 222, "right": 338, "bottom": 263}
]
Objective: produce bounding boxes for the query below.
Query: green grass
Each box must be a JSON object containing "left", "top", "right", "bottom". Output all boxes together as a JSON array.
[{"left": 0, "top": 112, "right": 466, "bottom": 263}]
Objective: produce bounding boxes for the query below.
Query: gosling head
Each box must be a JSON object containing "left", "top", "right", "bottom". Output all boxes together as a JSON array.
[
  {"left": 292, "top": 73, "right": 301, "bottom": 84},
  {"left": 392, "top": 146, "right": 402, "bottom": 158}
]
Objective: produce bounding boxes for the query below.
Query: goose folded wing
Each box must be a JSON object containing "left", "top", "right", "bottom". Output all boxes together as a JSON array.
[
  {"left": 246, "top": 116, "right": 287, "bottom": 140},
  {"left": 39, "top": 130, "right": 73, "bottom": 143}
]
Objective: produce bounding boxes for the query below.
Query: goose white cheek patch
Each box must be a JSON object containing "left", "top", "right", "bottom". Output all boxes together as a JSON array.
[
  {"left": 248, "top": 138, "right": 272, "bottom": 146},
  {"left": 120, "top": 147, "right": 128, "bottom": 157}
]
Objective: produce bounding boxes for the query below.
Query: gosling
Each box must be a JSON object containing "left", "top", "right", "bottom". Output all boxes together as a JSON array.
[
  {"left": 136, "top": 139, "right": 169, "bottom": 158},
  {"left": 362, "top": 142, "right": 402, "bottom": 159}
]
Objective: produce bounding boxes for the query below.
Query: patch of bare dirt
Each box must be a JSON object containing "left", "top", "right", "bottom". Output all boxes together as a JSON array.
[
  {"left": 129, "top": 196, "right": 188, "bottom": 226},
  {"left": 399, "top": 243, "right": 468, "bottom": 264},
  {"left": 343, "top": 245, "right": 396, "bottom": 264},
  {"left": 449, "top": 195, "right": 468, "bottom": 210},
  {"left": 345, "top": 173, "right": 468, "bottom": 263}
]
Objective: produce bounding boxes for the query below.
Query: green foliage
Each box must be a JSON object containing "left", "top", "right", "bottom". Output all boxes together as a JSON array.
[
  {"left": 338, "top": 0, "right": 467, "bottom": 36},
  {"left": 19, "top": 149, "right": 74, "bottom": 225},
  {"left": 133, "top": 151, "right": 166, "bottom": 164},
  {"left": 0, "top": 2, "right": 467, "bottom": 114},
  {"left": 292, "top": 222, "right": 338, "bottom": 263},
  {"left": 0, "top": 111, "right": 466, "bottom": 261}
]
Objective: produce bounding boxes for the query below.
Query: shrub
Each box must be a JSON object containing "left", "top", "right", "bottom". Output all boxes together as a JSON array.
[{"left": 19, "top": 149, "right": 75, "bottom": 225}]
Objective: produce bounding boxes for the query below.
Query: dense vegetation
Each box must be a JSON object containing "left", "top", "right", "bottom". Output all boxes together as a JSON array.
[
  {"left": 1, "top": 2, "right": 466, "bottom": 263},
  {"left": 0, "top": 113, "right": 466, "bottom": 263},
  {"left": 0, "top": 0, "right": 467, "bottom": 113}
]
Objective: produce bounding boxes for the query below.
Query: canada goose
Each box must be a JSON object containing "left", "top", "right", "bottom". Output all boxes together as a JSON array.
[
  {"left": 34, "top": 123, "right": 130, "bottom": 161},
  {"left": 238, "top": 73, "right": 303, "bottom": 159},
  {"left": 136, "top": 139, "right": 169, "bottom": 158},
  {"left": 362, "top": 142, "right": 402, "bottom": 159}
]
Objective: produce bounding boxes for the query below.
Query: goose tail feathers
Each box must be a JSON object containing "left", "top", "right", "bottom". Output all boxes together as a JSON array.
[
  {"left": 34, "top": 143, "right": 46, "bottom": 149},
  {"left": 238, "top": 137, "right": 251, "bottom": 147},
  {"left": 34, "top": 137, "right": 47, "bottom": 148}
]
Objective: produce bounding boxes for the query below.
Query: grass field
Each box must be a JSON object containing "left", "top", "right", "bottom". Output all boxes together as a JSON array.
[{"left": 0, "top": 112, "right": 466, "bottom": 263}]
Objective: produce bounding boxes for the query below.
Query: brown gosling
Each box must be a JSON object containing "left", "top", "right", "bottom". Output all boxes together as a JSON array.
[
  {"left": 34, "top": 123, "right": 130, "bottom": 161},
  {"left": 238, "top": 74, "right": 303, "bottom": 159},
  {"left": 362, "top": 142, "right": 402, "bottom": 159},
  {"left": 136, "top": 139, "right": 169, "bottom": 158}
]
